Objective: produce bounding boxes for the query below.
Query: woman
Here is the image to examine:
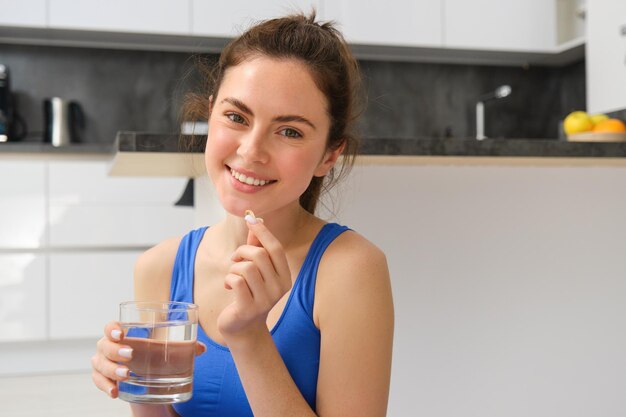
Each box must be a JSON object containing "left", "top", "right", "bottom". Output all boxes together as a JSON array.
[{"left": 91, "top": 12, "right": 394, "bottom": 417}]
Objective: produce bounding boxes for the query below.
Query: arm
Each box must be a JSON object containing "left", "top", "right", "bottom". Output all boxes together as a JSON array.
[
  {"left": 314, "top": 233, "right": 394, "bottom": 416},
  {"left": 91, "top": 237, "right": 183, "bottom": 417},
  {"left": 130, "top": 237, "right": 182, "bottom": 417},
  {"left": 221, "top": 222, "right": 394, "bottom": 417}
]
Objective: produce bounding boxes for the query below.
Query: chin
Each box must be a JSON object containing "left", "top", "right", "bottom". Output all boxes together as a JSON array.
[{"left": 217, "top": 195, "right": 260, "bottom": 218}]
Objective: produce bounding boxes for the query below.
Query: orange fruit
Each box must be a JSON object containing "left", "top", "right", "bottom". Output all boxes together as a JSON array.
[{"left": 592, "top": 118, "right": 626, "bottom": 133}]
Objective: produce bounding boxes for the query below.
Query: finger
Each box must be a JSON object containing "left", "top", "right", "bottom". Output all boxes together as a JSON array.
[
  {"left": 230, "top": 250, "right": 285, "bottom": 301},
  {"left": 92, "top": 369, "right": 118, "bottom": 398},
  {"left": 91, "top": 352, "right": 130, "bottom": 382},
  {"left": 224, "top": 273, "right": 254, "bottom": 306},
  {"left": 229, "top": 261, "right": 268, "bottom": 300},
  {"left": 244, "top": 220, "right": 291, "bottom": 285},
  {"left": 96, "top": 337, "right": 134, "bottom": 363},
  {"left": 247, "top": 229, "right": 261, "bottom": 247},
  {"left": 231, "top": 246, "right": 274, "bottom": 280},
  {"left": 244, "top": 211, "right": 263, "bottom": 248},
  {"left": 195, "top": 341, "right": 207, "bottom": 356},
  {"left": 104, "top": 321, "right": 123, "bottom": 342}
]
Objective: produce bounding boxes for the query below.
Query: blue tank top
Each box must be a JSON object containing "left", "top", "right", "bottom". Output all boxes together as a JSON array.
[{"left": 170, "top": 223, "right": 349, "bottom": 417}]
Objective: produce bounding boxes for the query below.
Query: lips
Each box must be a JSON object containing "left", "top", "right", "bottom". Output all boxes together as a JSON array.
[{"left": 228, "top": 166, "right": 277, "bottom": 187}]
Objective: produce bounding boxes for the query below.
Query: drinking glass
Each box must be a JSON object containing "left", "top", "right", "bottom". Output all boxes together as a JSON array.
[{"left": 117, "top": 301, "right": 198, "bottom": 404}]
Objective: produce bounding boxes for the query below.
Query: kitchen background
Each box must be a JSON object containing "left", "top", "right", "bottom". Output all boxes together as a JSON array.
[
  {"left": 2, "top": 1, "right": 626, "bottom": 417},
  {"left": 1, "top": 44, "right": 586, "bottom": 145}
]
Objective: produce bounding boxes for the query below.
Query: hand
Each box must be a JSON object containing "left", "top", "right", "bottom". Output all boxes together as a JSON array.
[
  {"left": 217, "top": 218, "right": 293, "bottom": 341},
  {"left": 91, "top": 321, "right": 135, "bottom": 398},
  {"left": 91, "top": 321, "right": 207, "bottom": 398}
]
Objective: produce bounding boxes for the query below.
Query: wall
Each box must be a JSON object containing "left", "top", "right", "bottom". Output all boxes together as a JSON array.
[
  {"left": 323, "top": 161, "right": 626, "bottom": 417},
  {"left": 0, "top": 43, "right": 586, "bottom": 145}
]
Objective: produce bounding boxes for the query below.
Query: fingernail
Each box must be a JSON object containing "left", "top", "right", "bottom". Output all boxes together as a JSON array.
[
  {"left": 109, "top": 386, "right": 116, "bottom": 397},
  {"left": 115, "top": 367, "right": 129, "bottom": 378},
  {"left": 111, "top": 329, "right": 122, "bottom": 341},
  {"left": 244, "top": 209, "right": 258, "bottom": 224},
  {"left": 256, "top": 217, "right": 264, "bottom": 223},
  {"left": 118, "top": 348, "right": 133, "bottom": 358}
]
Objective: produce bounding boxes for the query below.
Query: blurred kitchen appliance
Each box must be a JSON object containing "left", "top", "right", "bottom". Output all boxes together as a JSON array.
[
  {"left": 0, "top": 64, "right": 27, "bottom": 142},
  {"left": 43, "top": 97, "right": 84, "bottom": 146},
  {"left": 476, "top": 85, "right": 512, "bottom": 140}
]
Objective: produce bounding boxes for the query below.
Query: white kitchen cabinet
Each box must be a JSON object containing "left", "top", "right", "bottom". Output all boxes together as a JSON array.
[
  {"left": 48, "top": 0, "right": 190, "bottom": 35},
  {"left": 323, "top": 0, "right": 443, "bottom": 47},
  {"left": 48, "top": 161, "right": 193, "bottom": 247},
  {"left": 192, "top": 0, "right": 319, "bottom": 37},
  {"left": 444, "top": 0, "right": 572, "bottom": 52},
  {"left": 0, "top": 254, "right": 46, "bottom": 342},
  {"left": 49, "top": 251, "right": 136, "bottom": 339},
  {"left": 0, "top": 0, "right": 47, "bottom": 27},
  {"left": 0, "top": 161, "right": 46, "bottom": 249},
  {"left": 586, "top": 0, "right": 626, "bottom": 113}
]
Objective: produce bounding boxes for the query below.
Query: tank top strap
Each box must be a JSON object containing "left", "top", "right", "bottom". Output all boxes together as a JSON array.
[
  {"left": 295, "top": 223, "right": 351, "bottom": 319},
  {"left": 170, "top": 226, "right": 209, "bottom": 304}
]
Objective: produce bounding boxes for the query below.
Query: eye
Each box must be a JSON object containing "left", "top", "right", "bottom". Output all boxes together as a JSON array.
[
  {"left": 226, "top": 113, "right": 246, "bottom": 124},
  {"left": 279, "top": 128, "right": 302, "bottom": 138}
]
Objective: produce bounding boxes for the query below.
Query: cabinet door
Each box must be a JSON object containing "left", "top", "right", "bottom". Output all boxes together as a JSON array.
[
  {"left": 192, "top": 0, "right": 319, "bottom": 37},
  {"left": 49, "top": 0, "right": 190, "bottom": 35},
  {"left": 0, "top": 0, "right": 46, "bottom": 27},
  {"left": 49, "top": 251, "right": 137, "bottom": 339},
  {"left": 0, "top": 161, "right": 46, "bottom": 249},
  {"left": 48, "top": 161, "right": 193, "bottom": 247},
  {"left": 586, "top": 0, "right": 626, "bottom": 113},
  {"left": 323, "top": 0, "right": 443, "bottom": 47},
  {"left": 0, "top": 254, "right": 46, "bottom": 342},
  {"left": 444, "top": 0, "right": 557, "bottom": 51}
]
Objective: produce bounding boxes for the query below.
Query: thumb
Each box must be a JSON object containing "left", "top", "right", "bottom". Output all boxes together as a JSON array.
[
  {"left": 244, "top": 210, "right": 263, "bottom": 247},
  {"left": 246, "top": 227, "right": 261, "bottom": 247}
]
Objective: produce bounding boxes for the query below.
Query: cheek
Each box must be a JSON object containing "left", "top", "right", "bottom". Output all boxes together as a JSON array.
[
  {"left": 205, "top": 127, "right": 234, "bottom": 165},
  {"left": 282, "top": 152, "right": 322, "bottom": 186}
]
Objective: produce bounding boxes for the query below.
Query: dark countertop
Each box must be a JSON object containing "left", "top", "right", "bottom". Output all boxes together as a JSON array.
[
  {"left": 0, "top": 142, "right": 114, "bottom": 154},
  {"left": 5, "top": 132, "right": 626, "bottom": 160},
  {"left": 116, "top": 131, "right": 626, "bottom": 159}
]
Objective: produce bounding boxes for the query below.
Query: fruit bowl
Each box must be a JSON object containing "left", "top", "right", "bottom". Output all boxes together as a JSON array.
[{"left": 567, "top": 132, "right": 626, "bottom": 143}]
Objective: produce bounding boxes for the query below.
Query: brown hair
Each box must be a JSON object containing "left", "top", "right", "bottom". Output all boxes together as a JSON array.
[{"left": 182, "top": 11, "right": 363, "bottom": 214}]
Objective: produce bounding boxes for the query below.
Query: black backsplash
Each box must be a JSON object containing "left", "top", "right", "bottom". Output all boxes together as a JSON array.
[{"left": 0, "top": 43, "right": 586, "bottom": 144}]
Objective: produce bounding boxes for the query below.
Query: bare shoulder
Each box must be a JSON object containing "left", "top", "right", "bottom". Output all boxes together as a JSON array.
[
  {"left": 134, "top": 236, "right": 183, "bottom": 302},
  {"left": 315, "top": 229, "right": 392, "bottom": 324},
  {"left": 318, "top": 229, "right": 390, "bottom": 288}
]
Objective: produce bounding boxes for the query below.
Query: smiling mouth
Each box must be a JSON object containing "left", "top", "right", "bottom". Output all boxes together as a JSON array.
[{"left": 229, "top": 167, "right": 277, "bottom": 186}]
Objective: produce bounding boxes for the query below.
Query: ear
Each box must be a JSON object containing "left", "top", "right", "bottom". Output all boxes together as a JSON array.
[
  {"left": 314, "top": 141, "right": 346, "bottom": 177},
  {"left": 207, "top": 95, "right": 214, "bottom": 118}
]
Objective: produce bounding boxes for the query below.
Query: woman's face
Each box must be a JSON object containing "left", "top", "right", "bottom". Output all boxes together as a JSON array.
[{"left": 205, "top": 56, "right": 337, "bottom": 218}]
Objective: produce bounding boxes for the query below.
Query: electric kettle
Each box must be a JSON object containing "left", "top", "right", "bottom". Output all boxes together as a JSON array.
[{"left": 43, "top": 97, "right": 85, "bottom": 146}]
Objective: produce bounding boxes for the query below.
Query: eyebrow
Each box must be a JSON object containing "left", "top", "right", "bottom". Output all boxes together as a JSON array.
[{"left": 221, "top": 97, "right": 317, "bottom": 130}]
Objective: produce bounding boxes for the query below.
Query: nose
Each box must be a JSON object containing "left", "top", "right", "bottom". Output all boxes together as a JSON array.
[{"left": 237, "top": 130, "right": 269, "bottom": 163}]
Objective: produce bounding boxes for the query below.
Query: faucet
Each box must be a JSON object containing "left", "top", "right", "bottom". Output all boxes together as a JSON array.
[{"left": 476, "top": 85, "right": 512, "bottom": 140}]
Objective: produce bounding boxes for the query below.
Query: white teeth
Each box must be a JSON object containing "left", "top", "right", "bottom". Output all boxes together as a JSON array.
[{"left": 230, "top": 168, "right": 272, "bottom": 186}]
